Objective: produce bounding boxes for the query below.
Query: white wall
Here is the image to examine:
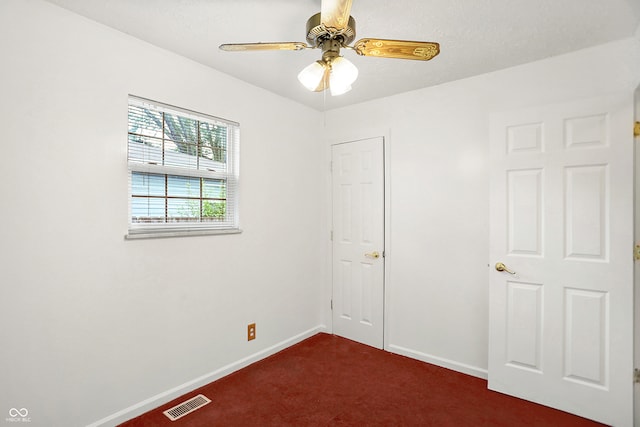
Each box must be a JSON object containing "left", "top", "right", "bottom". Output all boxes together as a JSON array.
[
  {"left": 0, "top": 1, "right": 325, "bottom": 426},
  {"left": 325, "top": 37, "right": 640, "bottom": 377}
]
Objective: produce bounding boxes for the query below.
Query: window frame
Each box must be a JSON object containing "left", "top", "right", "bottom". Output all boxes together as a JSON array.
[{"left": 126, "top": 95, "right": 241, "bottom": 239}]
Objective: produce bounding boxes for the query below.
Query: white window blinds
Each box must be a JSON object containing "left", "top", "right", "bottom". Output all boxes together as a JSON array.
[{"left": 127, "top": 96, "right": 240, "bottom": 238}]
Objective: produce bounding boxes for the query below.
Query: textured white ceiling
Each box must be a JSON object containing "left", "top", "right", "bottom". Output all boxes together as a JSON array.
[{"left": 44, "top": 0, "right": 640, "bottom": 111}]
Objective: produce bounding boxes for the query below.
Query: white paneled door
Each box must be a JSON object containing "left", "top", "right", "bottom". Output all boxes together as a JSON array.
[
  {"left": 488, "top": 95, "right": 634, "bottom": 426},
  {"left": 332, "top": 137, "right": 385, "bottom": 349}
]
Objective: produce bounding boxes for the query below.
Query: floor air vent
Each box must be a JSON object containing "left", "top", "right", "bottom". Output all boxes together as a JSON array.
[{"left": 163, "top": 394, "right": 211, "bottom": 421}]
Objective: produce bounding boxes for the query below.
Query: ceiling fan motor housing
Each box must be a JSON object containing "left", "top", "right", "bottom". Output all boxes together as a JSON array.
[{"left": 305, "top": 12, "right": 356, "bottom": 48}]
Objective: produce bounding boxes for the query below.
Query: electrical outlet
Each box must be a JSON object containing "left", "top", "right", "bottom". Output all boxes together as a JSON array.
[{"left": 247, "top": 323, "right": 256, "bottom": 341}]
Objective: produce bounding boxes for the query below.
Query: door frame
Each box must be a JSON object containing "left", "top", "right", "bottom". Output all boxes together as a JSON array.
[
  {"left": 634, "top": 83, "right": 640, "bottom": 427},
  {"left": 325, "top": 130, "right": 391, "bottom": 350}
]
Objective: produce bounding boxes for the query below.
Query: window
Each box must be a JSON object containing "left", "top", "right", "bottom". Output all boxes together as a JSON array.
[{"left": 126, "top": 96, "right": 240, "bottom": 238}]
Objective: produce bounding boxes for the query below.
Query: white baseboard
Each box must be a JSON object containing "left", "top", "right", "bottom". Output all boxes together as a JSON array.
[
  {"left": 387, "top": 344, "right": 488, "bottom": 380},
  {"left": 88, "top": 325, "right": 328, "bottom": 427}
]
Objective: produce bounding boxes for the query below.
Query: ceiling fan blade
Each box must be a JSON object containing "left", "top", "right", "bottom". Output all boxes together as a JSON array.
[
  {"left": 219, "top": 42, "right": 309, "bottom": 52},
  {"left": 353, "top": 39, "right": 440, "bottom": 61},
  {"left": 320, "top": 0, "right": 353, "bottom": 30}
]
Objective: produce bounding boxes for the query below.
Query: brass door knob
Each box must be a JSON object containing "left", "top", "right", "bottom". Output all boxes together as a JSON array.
[
  {"left": 495, "top": 262, "right": 516, "bottom": 275},
  {"left": 365, "top": 251, "right": 380, "bottom": 259}
]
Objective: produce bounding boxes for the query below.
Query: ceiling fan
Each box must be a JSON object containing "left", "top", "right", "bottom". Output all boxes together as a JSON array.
[{"left": 219, "top": 0, "right": 440, "bottom": 96}]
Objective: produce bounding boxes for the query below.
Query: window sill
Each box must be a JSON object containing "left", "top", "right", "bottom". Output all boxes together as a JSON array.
[{"left": 125, "top": 228, "right": 242, "bottom": 240}]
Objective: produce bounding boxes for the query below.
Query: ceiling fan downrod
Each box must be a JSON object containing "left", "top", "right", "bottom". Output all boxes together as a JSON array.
[{"left": 320, "top": 39, "right": 342, "bottom": 64}]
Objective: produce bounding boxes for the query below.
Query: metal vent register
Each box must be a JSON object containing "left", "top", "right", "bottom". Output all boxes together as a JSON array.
[{"left": 163, "top": 394, "right": 211, "bottom": 421}]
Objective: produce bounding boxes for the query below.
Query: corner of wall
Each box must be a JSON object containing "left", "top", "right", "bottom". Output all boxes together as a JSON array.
[{"left": 387, "top": 344, "right": 488, "bottom": 380}]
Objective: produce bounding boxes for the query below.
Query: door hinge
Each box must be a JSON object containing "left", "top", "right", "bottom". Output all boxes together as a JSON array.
[
  {"left": 634, "top": 244, "right": 640, "bottom": 261},
  {"left": 330, "top": 230, "right": 333, "bottom": 241},
  {"left": 634, "top": 368, "right": 640, "bottom": 383},
  {"left": 635, "top": 121, "right": 640, "bottom": 138},
  {"left": 330, "top": 299, "right": 333, "bottom": 310}
]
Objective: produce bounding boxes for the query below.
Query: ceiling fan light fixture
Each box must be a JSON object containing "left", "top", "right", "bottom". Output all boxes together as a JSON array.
[
  {"left": 331, "top": 57, "right": 358, "bottom": 85},
  {"left": 329, "top": 82, "right": 352, "bottom": 96},
  {"left": 329, "top": 56, "right": 358, "bottom": 96},
  {"left": 331, "top": 56, "right": 357, "bottom": 81},
  {"left": 298, "top": 60, "right": 327, "bottom": 91}
]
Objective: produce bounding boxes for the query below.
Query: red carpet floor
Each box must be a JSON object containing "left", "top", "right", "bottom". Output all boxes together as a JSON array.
[{"left": 120, "top": 333, "right": 605, "bottom": 426}]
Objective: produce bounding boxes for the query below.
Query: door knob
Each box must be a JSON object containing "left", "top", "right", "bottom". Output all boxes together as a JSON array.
[
  {"left": 365, "top": 251, "right": 380, "bottom": 259},
  {"left": 495, "top": 262, "right": 516, "bottom": 275}
]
